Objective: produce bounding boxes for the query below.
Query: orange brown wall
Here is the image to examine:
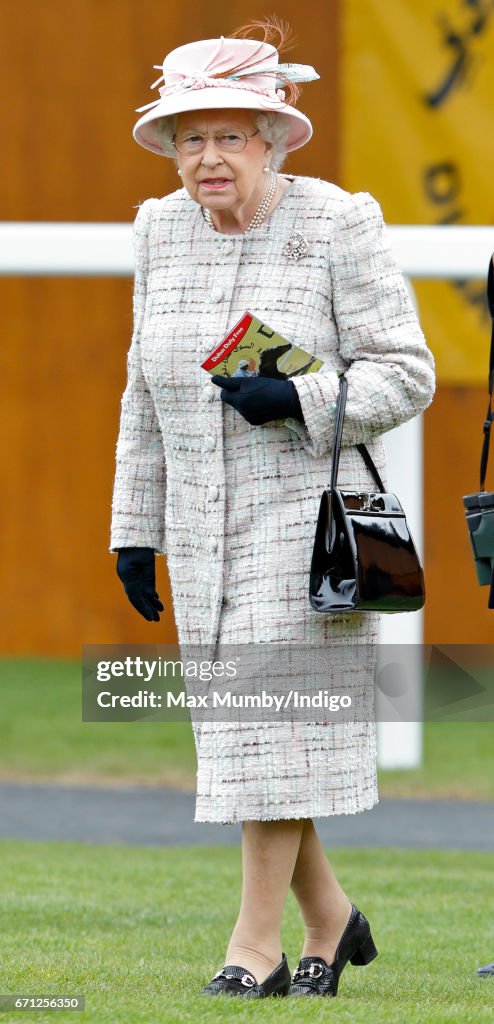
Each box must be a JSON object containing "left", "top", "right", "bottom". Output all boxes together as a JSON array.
[{"left": 0, "top": 0, "right": 487, "bottom": 654}]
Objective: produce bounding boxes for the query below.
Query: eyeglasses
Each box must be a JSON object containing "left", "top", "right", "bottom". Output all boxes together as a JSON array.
[{"left": 172, "top": 129, "right": 260, "bottom": 155}]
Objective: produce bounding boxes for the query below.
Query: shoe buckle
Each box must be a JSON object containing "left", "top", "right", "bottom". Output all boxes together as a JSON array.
[
  {"left": 215, "top": 969, "right": 255, "bottom": 987},
  {"left": 293, "top": 962, "right": 324, "bottom": 980}
]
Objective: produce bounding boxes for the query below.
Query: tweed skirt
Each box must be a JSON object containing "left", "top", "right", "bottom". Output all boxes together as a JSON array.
[{"left": 187, "top": 406, "right": 379, "bottom": 825}]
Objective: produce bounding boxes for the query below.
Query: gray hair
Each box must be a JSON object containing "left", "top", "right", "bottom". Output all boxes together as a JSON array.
[{"left": 153, "top": 110, "right": 289, "bottom": 172}]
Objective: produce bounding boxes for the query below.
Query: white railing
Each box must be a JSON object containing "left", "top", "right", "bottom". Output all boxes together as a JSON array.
[
  {"left": 0, "top": 222, "right": 493, "bottom": 277},
  {"left": 2, "top": 223, "right": 491, "bottom": 768}
]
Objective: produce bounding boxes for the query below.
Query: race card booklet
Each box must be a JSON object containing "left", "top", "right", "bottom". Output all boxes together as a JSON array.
[{"left": 200, "top": 311, "right": 324, "bottom": 379}]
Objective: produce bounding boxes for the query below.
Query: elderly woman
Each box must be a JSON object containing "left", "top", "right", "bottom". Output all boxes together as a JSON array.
[{"left": 110, "top": 23, "right": 435, "bottom": 1000}]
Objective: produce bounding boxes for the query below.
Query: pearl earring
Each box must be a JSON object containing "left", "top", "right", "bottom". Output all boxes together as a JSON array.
[
  {"left": 263, "top": 165, "right": 270, "bottom": 173},
  {"left": 177, "top": 168, "right": 182, "bottom": 176}
]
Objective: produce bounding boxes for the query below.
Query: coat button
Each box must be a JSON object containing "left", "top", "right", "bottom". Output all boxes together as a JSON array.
[
  {"left": 203, "top": 386, "right": 215, "bottom": 403},
  {"left": 211, "top": 287, "right": 223, "bottom": 302},
  {"left": 222, "top": 595, "right": 229, "bottom": 606},
  {"left": 204, "top": 435, "right": 216, "bottom": 452},
  {"left": 208, "top": 484, "right": 219, "bottom": 501},
  {"left": 210, "top": 536, "right": 218, "bottom": 552},
  {"left": 221, "top": 240, "right": 234, "bottom": 256}
]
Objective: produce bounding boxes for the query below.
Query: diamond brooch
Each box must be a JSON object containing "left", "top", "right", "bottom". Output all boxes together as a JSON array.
[{"left": 282, "top": 233, "right": 310, "bottom": 261}]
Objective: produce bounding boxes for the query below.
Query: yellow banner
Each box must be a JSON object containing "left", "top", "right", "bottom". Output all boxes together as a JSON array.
[{"left": 341, "top": 0, "right": 494, "bottom": 384}]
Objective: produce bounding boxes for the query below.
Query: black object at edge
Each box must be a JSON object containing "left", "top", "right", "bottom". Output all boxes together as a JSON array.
[{"left": 480, "top": 255, "right": 494, "bottom": 492}]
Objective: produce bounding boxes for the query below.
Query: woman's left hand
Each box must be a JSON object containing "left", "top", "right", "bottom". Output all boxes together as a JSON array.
[{"left": 211, "top": 375, "right": 304, "bottom": 425}]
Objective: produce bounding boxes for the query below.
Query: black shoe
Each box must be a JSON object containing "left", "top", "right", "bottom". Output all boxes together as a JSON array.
[
  {"left": 289, "top": 904, "right": 378, "bottom": 997},
  {"left": 200, "top": 952, "right": 291, "bottom": 998},
  {"left": 477, "top": 960, "right": 494, "bottom": 976}
]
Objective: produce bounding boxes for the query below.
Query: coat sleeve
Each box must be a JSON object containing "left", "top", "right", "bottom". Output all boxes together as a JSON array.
[
  {"left": 285, "top": 191, "right": 436, "bottom": 458},
  {"left": 109, "top": 199, "right": 167, "bottom": 554}
]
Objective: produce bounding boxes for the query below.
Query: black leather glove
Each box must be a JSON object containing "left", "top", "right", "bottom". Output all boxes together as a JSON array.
[
  {"left": 211, "top": 375, "right": 304, "bottom": 426},
  {"left": 116, "top": 547, "right": 164, "bottom": 622}
]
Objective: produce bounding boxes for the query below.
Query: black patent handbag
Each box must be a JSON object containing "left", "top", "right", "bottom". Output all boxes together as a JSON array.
[{"left": 309, "top": 373, "right": 425, "bottom": 613}]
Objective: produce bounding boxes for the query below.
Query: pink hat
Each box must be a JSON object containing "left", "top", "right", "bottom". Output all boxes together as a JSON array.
[{"left": 133, "top": 36, "right": 319, "bottom": 157}]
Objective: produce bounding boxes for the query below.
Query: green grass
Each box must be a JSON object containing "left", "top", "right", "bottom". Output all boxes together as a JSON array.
[
  {"left": 377, "top": 722, "right": 494, "bottom": 800},
  {"left": 0, "top": 842, "right": 493, "bottom": 1023},
  {"left": 0, "top": 657, "right": 196, "bottom": 788},
  {"left": 1, "top": 657, "right": 493, "bottom": 799}
]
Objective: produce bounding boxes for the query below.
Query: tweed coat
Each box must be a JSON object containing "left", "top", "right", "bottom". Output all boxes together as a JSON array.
[{"left": 110, "top": 174, "right": 436, "bottom": 824}]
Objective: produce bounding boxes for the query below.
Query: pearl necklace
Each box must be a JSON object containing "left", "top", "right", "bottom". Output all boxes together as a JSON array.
[{"left": 202, "top": 172, "right": 278, "bottom": 234}]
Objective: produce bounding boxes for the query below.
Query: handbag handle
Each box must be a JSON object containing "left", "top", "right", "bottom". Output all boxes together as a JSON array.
[
  {"left": 479, "top": 254, "right": 494, "bottom": 491},
  {"left": 330, "top": 373, "right": 386, "bottom": 492}
]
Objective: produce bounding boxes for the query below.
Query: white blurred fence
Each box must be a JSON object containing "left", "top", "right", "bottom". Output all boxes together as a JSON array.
[
  {"left": 1, "top": 222, "right": 493, "bottom": 768},
  {"left": 0, "top": 222, "right": 493, "bottom": 276}
]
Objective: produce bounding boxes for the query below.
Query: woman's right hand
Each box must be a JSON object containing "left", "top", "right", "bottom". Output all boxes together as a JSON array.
[{"left": 116, "top": 547, "right": 164, "bottom": 622}]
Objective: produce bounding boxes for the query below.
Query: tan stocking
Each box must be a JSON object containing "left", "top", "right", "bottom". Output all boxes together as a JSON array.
[
  {"left": 224, "top": 818, "right": 306, "bottom": 983},
  {"left": 290, "top": 818, "right": 352, "bottom": 963}
]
